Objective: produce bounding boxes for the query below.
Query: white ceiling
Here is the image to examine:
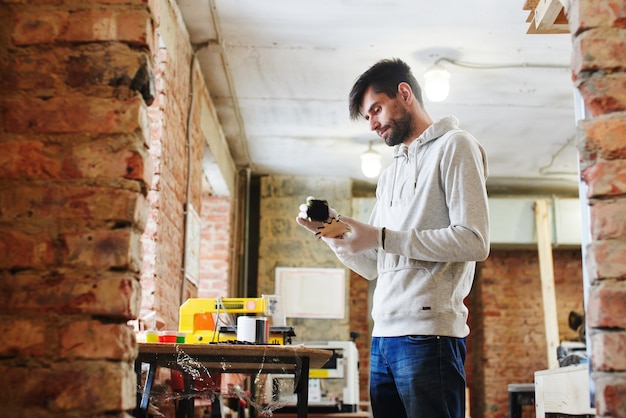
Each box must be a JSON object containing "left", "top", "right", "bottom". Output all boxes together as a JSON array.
[{"left": 177, "top": 0, "right": 580, "bottom": 194}]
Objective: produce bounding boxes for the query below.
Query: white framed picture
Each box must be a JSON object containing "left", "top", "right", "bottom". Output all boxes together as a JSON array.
[{"left": 275, "top": 267, "right": 345, "bottom": 319}]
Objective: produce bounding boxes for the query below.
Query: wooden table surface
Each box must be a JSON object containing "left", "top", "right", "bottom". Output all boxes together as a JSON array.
[{"left": 137, "top": 342, "right": 333, "bottom": 371}]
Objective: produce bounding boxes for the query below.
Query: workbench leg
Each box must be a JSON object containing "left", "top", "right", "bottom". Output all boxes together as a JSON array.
[
  {"left": 295, "top": 357, "right": 310, "bottom": 418},
  {"left": 135, "top": 361, "right": 156, "bottom": 418},
  {"left": 175, "top": 372, "right": 195, "bottom": 418},
  {"left": 508, "top": 390, "right": 521, "bottom": 418}
]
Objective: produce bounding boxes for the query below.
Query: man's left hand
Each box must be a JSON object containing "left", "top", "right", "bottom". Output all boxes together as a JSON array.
[{"left": 322, "top": 215, "right": 381, "bottom": 256}]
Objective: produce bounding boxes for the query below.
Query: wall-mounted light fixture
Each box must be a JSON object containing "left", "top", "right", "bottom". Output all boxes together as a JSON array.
[
  {"left": 423, "top": 57, "right": 569, "bottom": 102},
  {"left": 361, "top": 141, "right": 382, "bottom": 178}
]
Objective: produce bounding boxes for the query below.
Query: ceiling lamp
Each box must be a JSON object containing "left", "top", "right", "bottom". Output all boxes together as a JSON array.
[
  {"left": 423, "top": 64, "right": 451, "bottom": 102},
  {"left": 361, "top": 142, "right": 382, "bottom": 178},
  {"left": 423, "top": 57, "right": 569, "bottom": 102}
]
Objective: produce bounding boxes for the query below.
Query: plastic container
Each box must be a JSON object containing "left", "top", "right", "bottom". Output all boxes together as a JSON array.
[
  {"left": 159, "top": 330, "right": 178, "bottom": 343},
  {"left": 145, "top": 330, "right": 159, "bottom": 343}
]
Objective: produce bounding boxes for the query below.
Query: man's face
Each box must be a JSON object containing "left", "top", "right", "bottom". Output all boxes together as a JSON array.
[{"left": 362, "top": 85, "right": 413, "bottom": 147}]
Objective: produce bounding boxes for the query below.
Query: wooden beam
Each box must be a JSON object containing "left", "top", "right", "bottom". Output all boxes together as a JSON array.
[
  {"left": 535, "top": 199, "right": 560, "bottom": 370},
  {"left": 523, "top": 0, "right": 540, "bottom": 10},
  {"left": 527, "top": 20, "right": 569, "bottom": 34},
  {"left": 534, "top": 0, "right": 569, "bottom": 32}
]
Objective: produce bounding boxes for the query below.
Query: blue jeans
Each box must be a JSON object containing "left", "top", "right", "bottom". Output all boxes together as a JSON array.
[{"left": 369, "top": 336, "right": 467, "bottom": 418}]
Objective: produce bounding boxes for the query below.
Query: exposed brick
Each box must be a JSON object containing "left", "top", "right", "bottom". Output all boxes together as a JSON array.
[
  {"left": 581, "top": 158, "right": 626, "bottom": 198},
  {"left": 585, "top": 240, "right": 626, "bottom": 281},
  {"left": 0, "top": 51, "right": 58, "bottom": 93},
  {"left": 350, "top": 270, "right": 371, "bottom": 404},
  {"left": 10, "top": 10, "right": 69, "bottom": 45},
  {"left": 474, "top": 250, "right": 585, "bottom": 418},
  {"left": 69, "top": 136, "right": 153, "bottom": 184},
  {"left": 62, "top": 228, "right": 143, "bottom": 271},
  {"left": 589, "top": 199, "right": 626, "bottom": 240},
  {"left": 65, "top": 9, "right": 152, "bottom": 46},
  {"left": 572, "top": 28, "right": 626, "bottom": 74},
  {"left": 4, "top": 0, "right": 148, "bottom": 5},
  {"left": 0, "top": 361, "right": 136, "bottom": 414},
  {"left": 0, "top": 0, "right": 164, "bottom": 417},
  {"left": 64, "top": 47, "right": 151, "bottom": 96},
  {"left": 12, "top": 8, "right": 152, "bottom": 48},
  {"left": 579, "top": 116, "right": 626, "bottom": 161},
  {"left": 1, "top": 44, "right": 152, "bottom": 102},
  {"left": 0, "top": 318, "right": 47, "bottom": 357},
  {"left": 576, "top": 72, "right": 626, "bottom": 116},
  {"left": 567, "top": 0, "right": 626, "bottom": 33},
  {"left": 591, "top": 331, "right": 626, "bottom": 371},
  {"left": 0, "top": 228, "right": 56, "bottom": 270},
  {"left": 586, "top": 280, "right": 626, "bottom": 329},
  {"left": 0, "top": 269, "right": 141, "bottom": 317},
  {"left": 0, "top": 140, "right": 64, "bottom": 180},
  {"left": 594, "top": 373, "right": 626, "bottom": 417},
  {"left": 571, "top": 1, "right": 626, "bottom": 413},
  {"left": 60, "top": 320, "right": 137, "bottom": 360},
  {"left": 0, "top": 138, "right": 151, "bottom": 187},
  {"left": 2, "top": 96, "right": 149, "bottom": 138},
  {"left": 197, "top": 196, "right": 232, "bottom": 299},
  {"left": 0, "top": 185, "right": 147, "bottom": 230}
]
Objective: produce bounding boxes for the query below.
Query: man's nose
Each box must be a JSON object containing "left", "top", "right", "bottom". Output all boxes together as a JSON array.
[{"left": 369, "top": 117, "right": 379, "bottom": 131}]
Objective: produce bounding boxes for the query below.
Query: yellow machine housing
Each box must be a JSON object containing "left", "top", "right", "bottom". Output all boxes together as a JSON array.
[{"left": 179, "top": 297, "right": 292, "bottom": 344}]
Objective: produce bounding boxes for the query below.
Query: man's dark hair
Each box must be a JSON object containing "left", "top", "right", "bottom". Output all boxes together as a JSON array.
[{"left": 348, "top": 58, "right": 423, "bottom": 120}]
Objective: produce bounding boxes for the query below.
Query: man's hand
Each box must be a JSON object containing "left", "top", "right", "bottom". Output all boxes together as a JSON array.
[
  {"left": 295, "top": 196, "right": 338, "bottom": 235},
  {"left": 321, "top": 215, "right": 381, "bottom": 256}
]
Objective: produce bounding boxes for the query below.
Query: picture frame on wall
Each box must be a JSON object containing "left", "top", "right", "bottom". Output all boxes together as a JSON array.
[{"left": 275, "top": 267, "right": 346, "bottom": 319}]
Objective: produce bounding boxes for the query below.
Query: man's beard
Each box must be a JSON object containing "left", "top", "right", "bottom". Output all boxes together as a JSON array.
[{"left": 383, "top": 108, "right": 413, "bottom": 147}]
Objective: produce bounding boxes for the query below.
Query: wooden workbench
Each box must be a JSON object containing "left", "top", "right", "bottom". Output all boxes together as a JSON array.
[{"left": 134, "top": 343, "right": 333, "bottom": 418}]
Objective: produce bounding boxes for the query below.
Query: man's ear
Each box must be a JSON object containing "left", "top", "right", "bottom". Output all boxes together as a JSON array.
[{"left": 398, "top": 82, "right": 413, "bottom": 104}]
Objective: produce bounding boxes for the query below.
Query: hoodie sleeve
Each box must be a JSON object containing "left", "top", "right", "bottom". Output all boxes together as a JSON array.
[{"left": 336, "top": 249, "right": 378, "bottom": 280}]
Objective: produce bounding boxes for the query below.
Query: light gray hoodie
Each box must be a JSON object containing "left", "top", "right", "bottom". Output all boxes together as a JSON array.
[{"left": 338, "top": 115, "right": 490, "bottom": 338}]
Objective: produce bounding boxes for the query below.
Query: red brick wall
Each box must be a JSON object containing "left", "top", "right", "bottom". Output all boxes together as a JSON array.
[
  {"left": 468, "top": 250, "right": 585, "bottom": 418},
  {"left": 198, "top": 195, "right": 232, "bottom": 298},
  {"left": 571, "top": 0, "right": 626, "bottom": 416},
  {"left": 139, "top": 9, "right": 207, "bottom": 330},
  {"left": 349, "top": 270, "right": 372, "bottom": 406},
  {"left": 0, "top": 0, "right": 153, "bottom": 416},
  {"left": 140, "top": 34, "right": 191, "bottom": 329}
]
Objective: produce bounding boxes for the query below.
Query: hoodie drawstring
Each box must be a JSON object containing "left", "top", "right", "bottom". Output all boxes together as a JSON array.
[{"left": 390, "top": 144, "right": 410, "bottom": 207}]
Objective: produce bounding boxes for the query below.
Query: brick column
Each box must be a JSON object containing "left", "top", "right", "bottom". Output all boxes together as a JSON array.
[
  {"left": 571, "top": 0, "right": 626, "bottom": 416},
  {"left": 0, "top": 1, "right": 154, "bottom": 416}
]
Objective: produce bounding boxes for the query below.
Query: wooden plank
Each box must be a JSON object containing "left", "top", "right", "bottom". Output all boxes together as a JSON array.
[
  {"left": 527, "top": 22, "right": 569, "bottom": 34},
  {"left": 534, "top": 200, "right": 560, "bottom": 370},
  {"left": 535, "top": 365, "right": 595, "bottom": 416},
  {"left": 523, "top": 0, "right": 540, "bottom": 11},
  {"left": 534, "top": 0, "right": 568, "bottom": 31}
]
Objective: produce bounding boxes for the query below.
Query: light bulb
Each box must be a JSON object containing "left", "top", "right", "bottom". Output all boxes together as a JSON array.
[
  {"left": 424, "top": 64, "right": 451, "bottom": 102},
  {"left": 361, "top": 145, "right": 382, "bottom": 178}
]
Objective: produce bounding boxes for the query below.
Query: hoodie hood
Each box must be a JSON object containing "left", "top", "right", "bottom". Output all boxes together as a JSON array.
[
  {"left": 387, "top": 116, "right": 466, "bottom": 207},
  {"left": 394, "top": 115, "right": 460, "bottom": 156}
]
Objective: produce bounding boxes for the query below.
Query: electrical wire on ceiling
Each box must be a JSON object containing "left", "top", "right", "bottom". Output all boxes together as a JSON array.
[
  {"left": 423, "top": 57, "right": 570, "bottom": 102},
  {"left": 432, "top": 57, "right": 570, "bottom": 70},
  {"left": 539, "top": 135, "right": 578, "bottom": 176}
]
